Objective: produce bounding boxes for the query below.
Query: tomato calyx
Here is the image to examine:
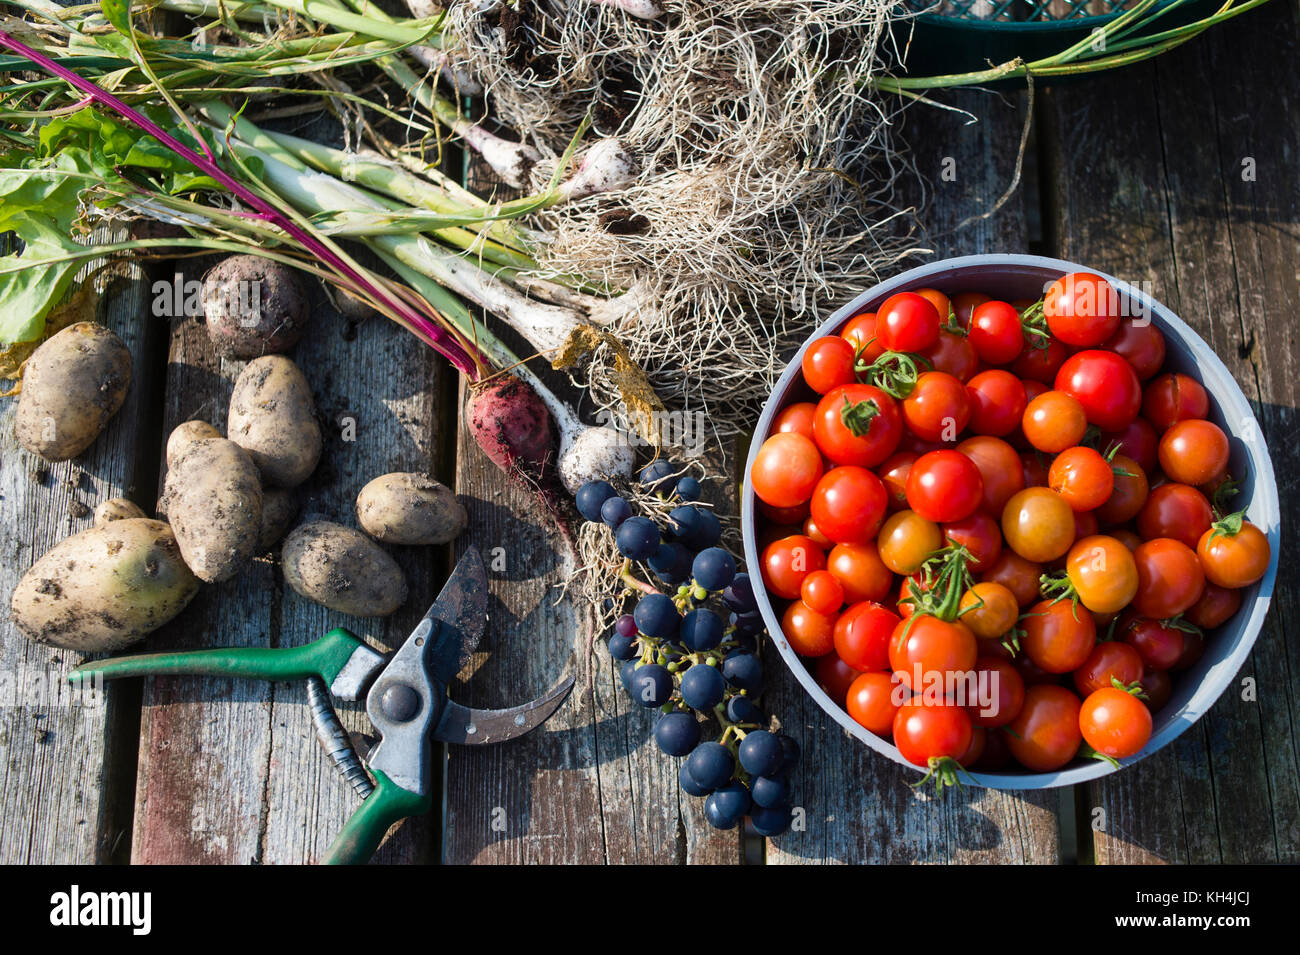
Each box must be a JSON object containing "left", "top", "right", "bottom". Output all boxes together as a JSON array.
[
  {"left": 1210, "top": 476, "right": 1240, "bottom": 517},
  {"left": 1208, "top": 509, "right": 1246, "bottom": 542},
  {"left": 942, "top": 305, "right": 967, "bottom": 337},
  {"left": 1019, "top": 298, "right": 1051, "bottom": 351},
  {"left": 1110, "top": 675, "right": 1149, "bottom": 700},
  {"left": 856, "top": 350, "right": 929, "bottom": 399},
  {"left": 910, "top": 755, "right": 968, "bottom": 795},
  {"left": 902, "top": 543, "right": 977, "bottom": 623},
  {"left": 1078, "top": 742, "right": 1120, "bottom": 770},
  {"left": 1159, "top": 614, "right": 1203, "bottom": 638},
  {"left": 1001, "top": 624, "right": 1024, "bottom": 657},
  {"left": 838, "top": 393, "right": 882, "bottom": 437},
  {"left": 1101, "top": 440, "right": 1138, "bottom": 478},
  {"left": 1038, "top": 570, "right": 1083, "bottom": 620}
]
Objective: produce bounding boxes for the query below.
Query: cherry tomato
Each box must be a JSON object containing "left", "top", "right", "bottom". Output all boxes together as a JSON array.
[
  {"left": 1044, "top": 272, "right": 1119, "bottom": 346},
  {"left": 1100, "top": 417, "right": 1159, "bottom": 474},
  {"left": 902, "top": 371, "right": 971, "bottom": 443},
  {"left": 1136, "top": 483, "right": 1213, "bottom": 550},
  {"left": 981, "top": 550, "right": 1042, "bottom": 607},
  {"left": 773, "top": 402, "right": 817, "bottom": 439},
  {"left": 1173, "top": 628, "right": 1205, "bottom": 671},
  {"left": 1080, "top": 687, "right": 1152, "bottom": 759},
  {"left": 876, "top": 292, "right": 941, "bottom": 353},
  {"left": 970, "top": 656, "right": 1026, "bottom": 728},
  {"left": 1104, "top": 320, "right": 1166, "bottom": 381},
  {"left": 893, "top": 699, "right": 974, "bottom": 768},
  {"left": 834, "top": 601, "right": 901, "bottom": 671},
  {"left": 956, "top": 435, "right": 1025, "bottom": 516},
  {"left": 1011, "top": 336, "right": 1070, "bottom": 385},
  {"left": 1186, "top": 582, "right": 1242, "bottom": 630},
  {"left": 1049, "top": 446, "right": 1114, "bottom": 512},
  {"left": 1055, "top": 350, "right": 1142, "bottom": 431},
  {"left": 1121, "top": 615, "right": 1185, "bottom": 671},
  {"left": 941, "top": 511, "right": 1002, "bottom": 573},
  {"left": 816, "top": 653, "right": 863, "bottom": 707},
  {"left": 802, "top": 516, "right": 833, "bottom": 548},
  {"left": 813, "top": 384, "right": 904, "bottom": 468},
  {"left": 951, "top": 291, "right": 991, "bottom": 327},
  {"left": 1073, "top": 641, "right": 1145, "bottom": 696},
  {"left": 810, "top": 466, "right": 888, "bottom": 545},
  {"left": 750, "top": 432, "right": 823, "bottom": 508},
  {"left": 846, "top": 671, "right": 902, "bottom": 736},
  {"left": 800, "top": 569, "right": 845, "bottom": 615},
  {"left": 1158, "top": 419, "right": 1230, "bottom": 486},
  {"left": 878, "top": 451, "right": 918, "bottom": 511},
  {"left": 1072, "top": 508, "right": 1100, "bottom": 543},
  {"left": 1014, "top": 651, "right": 1060, "bottom": 688},
  {"left": 966, "top": 369, "right": 1028, "bottom": 437},
  {"left": 841, "top": 312, "right": 884, "bottom": 364},
  {"left": 889, "top": 616, "right": 977, "bottom": 689},
  {"left": 1132, "top": 538, "right": 1205, "bottom": 618},
  {"left": 826, "top": 542, "right": 893, "bottom": 604},
  {"left": 913, "top": 287, "right": 951, "bottom": 321},
  {"left": 1065, "top": 535, "right": 1139, "bottom": 614},
  {"left": 1022, "top": 599, "right": 1097, "bottom": 674},
  {"left": 920, "top": 330, "right": 980, "bottom": 382},
  {"left": 782, "top": 599, "right": 836, "bottom": 657},
  {"left": 958, "top": 581, "right": 1019, "bottom": 639},
  {"left": 1142, "top": 372, "right": 1209, "bottom": 431},
  {"left": 1021, "top": 450, "right": 1051, "bottom": 489},
  {"left": 761, "top": 534, "right": 827, "bottom": 600},
  {"left": 968, "top": 300, "right": 1025, "bottom": 365},
  {"left": 878, "top": 509, "right": 942, "bottom": 575},
  {"left": 801, "top": 336, "right": 857, "bottom": 395},
  {"left": 1094, "top": 454, "right": 1148, "bottom": 525},
  {"left": 957, "top": 726, "right": 987, "bottom": 766},
  {"left": 1111, "top": 528, "right": 1143, "bottom": 552},
  {"left": 1022, "top": 390, "right": 1088, "bottom": 453},
  {"left": 1001, "top": 487, "right": 1075, "bottom": 563},
  {"left": 906, "top": 449, "right": 983, "bottom": 523},
  {"left": 1139, "top": 667, "right": 1172, "bottom": 711},
  {"left": 1006, "top": 685, "right": 1083, "bottom": 772},
  {"left": 1197, "top": 518, "right": 1271, "bottom": 588}
]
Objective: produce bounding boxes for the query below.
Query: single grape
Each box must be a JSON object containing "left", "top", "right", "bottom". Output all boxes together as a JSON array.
[
  {"left": 666, "top": 505, "right": 703, "bottom": 543},
  {"left": 600, "top": 495, "right": 633, "bottom": 528},
  {"left": 639, "top": 459, "right": 677, "bottom": 494},
  {"left": 679, "top": 761, "right": 712, "bottom": 797},
  {"left": 654, "top": 711, "right": 702, "bottom": 757},
  {"left": 738, "top": 729, "right": 785, "bottom": 777},
  {"left": 607, "top": 632, "right": 638, "bottom": 661},
  {"left": 575, "top": 480, "right": 617, "bottom": 522},
  {"left": 615, "top": 614, "right": 638, "bottom": 638},
  {"left": 693, "top": 508, "right": 722, "bottom": 547},
  {"left": 779, "top": 736, "right": 801, "bottom": 773},
  {"left": 722, "top": 650, "right": 762, "bottom": 692},
  {"left": 619, "top": 659, "right": 638, "bottom": 693},
  {"left": 750, "top": 775, "right": 791, "bottom": 809},
  {"left": 676, "top": 476, "right": 703, "bottom": 501},
  {"left": 750, "top": 804, "right": 793, "bottom": 836},
  {"left": 703, "top": 781, "right": 752, "bottom": 830},
  {"left": 648, "top": 542, "right": 693, "bottom": 585},
  {"left": 628, "top": 663, "right": 673, "bottom": 708},
  {"left": 692, "top": 547, "right": 736, "bottom": 592},
  {"left": 725, "top": 696, "right": 762, "bottom": 725},
  {"left": 679, "top": 608, "right": 723, "bottom": 652},
  {"left": 633, "top": 593, "right": 680, "bottom": 639},
  {"left": 730, "top": 610, "right": 764, "bottom": 636},
  {"left": 679, "top": 663, "right": 726, "bottom": 710},
  {"left": 730, "top": 632, "right": 759, "bottom": 654},
  {"left": 723, "top": 573, "right": 757, "bottom": 613},
  {"left": 615, "top": 517, "right": 661, "bottom": 561},
  {"left": 685, "top": 741, "right": 735, "bottom": 790}
]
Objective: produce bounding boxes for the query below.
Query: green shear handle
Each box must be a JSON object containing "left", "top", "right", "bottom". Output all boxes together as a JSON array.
[{"left": 323, "top": 771, "right": 431, "bottom": 865}]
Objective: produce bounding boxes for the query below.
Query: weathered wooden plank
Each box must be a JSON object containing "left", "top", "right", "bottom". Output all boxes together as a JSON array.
[
  {"left": 0, "top": 236, "right": 161, "bottom": 864},
  {"left": 765, "top": 87, "right": 1063, "bottom": 864},
  {"left": 1040, "top": 0, "right": 1300, "bottom": 863}
]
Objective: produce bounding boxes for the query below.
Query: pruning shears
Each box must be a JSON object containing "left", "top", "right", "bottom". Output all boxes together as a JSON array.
[{"left": 68, "top": 547, "right": 573, "bottom": 864}]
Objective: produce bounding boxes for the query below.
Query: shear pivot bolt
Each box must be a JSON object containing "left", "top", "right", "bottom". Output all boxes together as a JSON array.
[{"left": 379, "top": 684, "right": 421, "bottom": 722}]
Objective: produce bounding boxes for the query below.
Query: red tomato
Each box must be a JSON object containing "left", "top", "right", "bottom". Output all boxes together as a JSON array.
[
  {"left": 773, "top": 402, "right": 817, "bottom": 439},
  {"left": 1080, "top": 687, "right": 1152, "bottom": 759},
  {"left": 1121, "top": 615, "right": 1186, "bottom": 671},
  {"left": 876, "top": 292, "right": 941, "bottom": 353},
  {"left": 782, "top": 600, "right": 836, "bottom": 657},
  {"left": 1022, "top": 390, "right": 1088, "bottom": 453},
  {"left": 1055, "top": 350, "right": 1142, "bottom": 431},
  {"left": 1100, "top": 417, "right": 1159, "bottom": 475},
  {"left": 813, "top": 383, "right": 904, "bottom": 468},
  {"left": 1158, "top": 419, "right": 1230, "bottom": 486},
  {"left": 878, "top": 451, "right": 917, "bottom": 510},
  {"left": 1005, "top": 685, "right": 1084, "bottom": 772},
  {"left": 1131, "top": 538, "right": 1205, "bottom": 619},
  {"left": 1022, "top": 599, "right": 1097, "bottom": 674},
  {"left": 967, "top": 300, "right": 1025, "bottom": 365},
  {"left": 1142, "top": 372, "right": 1209, "bottom": 430},
  {"left": 834, "top": 601, "right": 901, "bottom": 671},
  {"left": 966, "top": 370, "right": 1028, "bottom": 437},
  {"left": 761, "top": 534, "right": 827, "bottom": 600},
  {"left": 893, "top": 699, "right": 974, "bottom": 768},
  {"left": 956, "top": 435, "right": 1025, "bottom": 516},
  {"left": 1136, "top": 483, "right": 1213, "bottom": 550},
  {"left": 810, "top": 466, "right": 888, "bottom": 545},
  {"left": 906, "top": 449, "right": 983, "bottom": 523},
  {"left": 802, "top": 516, "right": 833, "bottom": 548},
  {"left": 815, "top": 653, "right": 863, "bottom": 707},
  {"left": 1104, "top": 320, "right": 1166, "bottom": 381},
  {"left": 1073, "top": 641, "right": 1145, "bottom": 696},
  {"left": 841, "top": 312, "right": 884, "bottom": 363},
  {"left": 889, "top": 616, "right": 977, "bottom": 689},
  {"left": 919, "top": 330, "right": 980, "bottom": 382},
  {"left": 800, "top": 569, "right": 845, "bottom": 615},
  {"left": 1044, "top": 272, "right": 1120, "bottom": 346},
  {"left": 1139, "top": 667, "right": 1172, "bottom": 711},
  {"left": 1072, "top": 508, "right": 1100, "bottom": 543},
  {"left": 757, "top": 500, "right": 809, "bottom": 531},
  {"left": 951, "top": 291, "right": 991, "bottom": 327},
  {"left": 1011, "top": 336, "right": 1069, "bottom": 385},
  {"left": 846, "top": 671, "right": 902, "bottom": 736},
  {"left": 940, "top": 511, "right": 1002, "bottom": 573},
  {"left": 826, "top": 542, "right": 893, "bottom": 604},
  {"left": 750, "top": 432, "right": 823, "bottom": 508},
  {"left": 902, "top": 371, "right": 971, "bottom": 443},
  {"left": 1197, "top": 519, "right": 1271, "bottom": 588},
  {"left": 1048, "top": 446, "right": 1114, "bottom": 512},
  {"left": 1173, "top": 628, "right": 1206, "bottom": 672},
  {"left": 1021, "top": 450, "right": 1051, "bottom": 489},
  {"left": 970, "top": 656, "right": 1026, "bottom": 728},
  {"left": 1094, "top": 454, "right": 1149, "bottom": 525},
  {"left": 802, "top": 336, "right": 857, "bottom": 395},
  {"left": 981, "top": 550, "right": 1042, "bottom": 607},
  {"left": 1186, "top": 582, "right": 1242, "bottom": 629}
]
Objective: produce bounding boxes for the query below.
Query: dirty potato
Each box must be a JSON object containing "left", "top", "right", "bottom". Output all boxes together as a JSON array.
[
  {"left": 14, "top": 322, "right": 132, "bottom": 461},
  {"left": 93, "top": 497, "right": 146, "bottom": 525},
  {"left": 356, "top": 473, "right": 467, "bottom": 546},
  {"left": 202, "top": 254, "right": 309, "bottom": 358},
  {"left": 160, "top": 434, "right": 262, "bottom": 583},
  {"left": 281, "top": 521, "right": 407, "bottom": 617},
  {"left": 227, "top": 355, "right": 321, "bottom": 488},
  {"left": 258, "top": 487, "right": 299, "bottom": 552},
  {"left": 165, "top": 419, "right": 221, "bottom": 468},
  {"left": 11, "top": 518, "right": 200, "bottom": 652}
]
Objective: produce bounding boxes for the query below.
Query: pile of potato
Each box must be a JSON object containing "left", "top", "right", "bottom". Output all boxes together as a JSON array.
[{"left": 9, "top": 256, "right": 468, "bottom": 654}]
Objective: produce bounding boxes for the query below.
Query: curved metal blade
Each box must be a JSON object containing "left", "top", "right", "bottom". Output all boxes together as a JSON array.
[
  {"left": 422, "top": 546, "right": 488, "bottom": 686},
  {"left": 432, "top": 675, "right": 575, "bottom": 745}
]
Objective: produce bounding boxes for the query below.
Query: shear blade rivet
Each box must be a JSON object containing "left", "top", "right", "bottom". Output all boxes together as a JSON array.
[
  {"left": 379, "top": 684, "right": 421, "bottom": 722},
  {"left": 466, "top": 724, "right": 477, "bottom": 735},
  {"left": 514, "top": 714, "right": 526, "bottom": 726}
]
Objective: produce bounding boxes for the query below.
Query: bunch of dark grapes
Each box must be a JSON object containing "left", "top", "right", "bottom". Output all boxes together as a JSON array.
[{"left": 576, "top": 463, "right": 799, "bottom": 835}]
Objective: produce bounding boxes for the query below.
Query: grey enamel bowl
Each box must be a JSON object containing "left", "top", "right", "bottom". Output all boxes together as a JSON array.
[{"left": 741, "top": 254, "right": 1280, "bottom": 789}]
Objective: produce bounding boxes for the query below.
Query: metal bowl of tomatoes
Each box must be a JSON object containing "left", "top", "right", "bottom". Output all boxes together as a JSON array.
[{"left": 740, "top": 253, "right": 1280, "bottom": 789}]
